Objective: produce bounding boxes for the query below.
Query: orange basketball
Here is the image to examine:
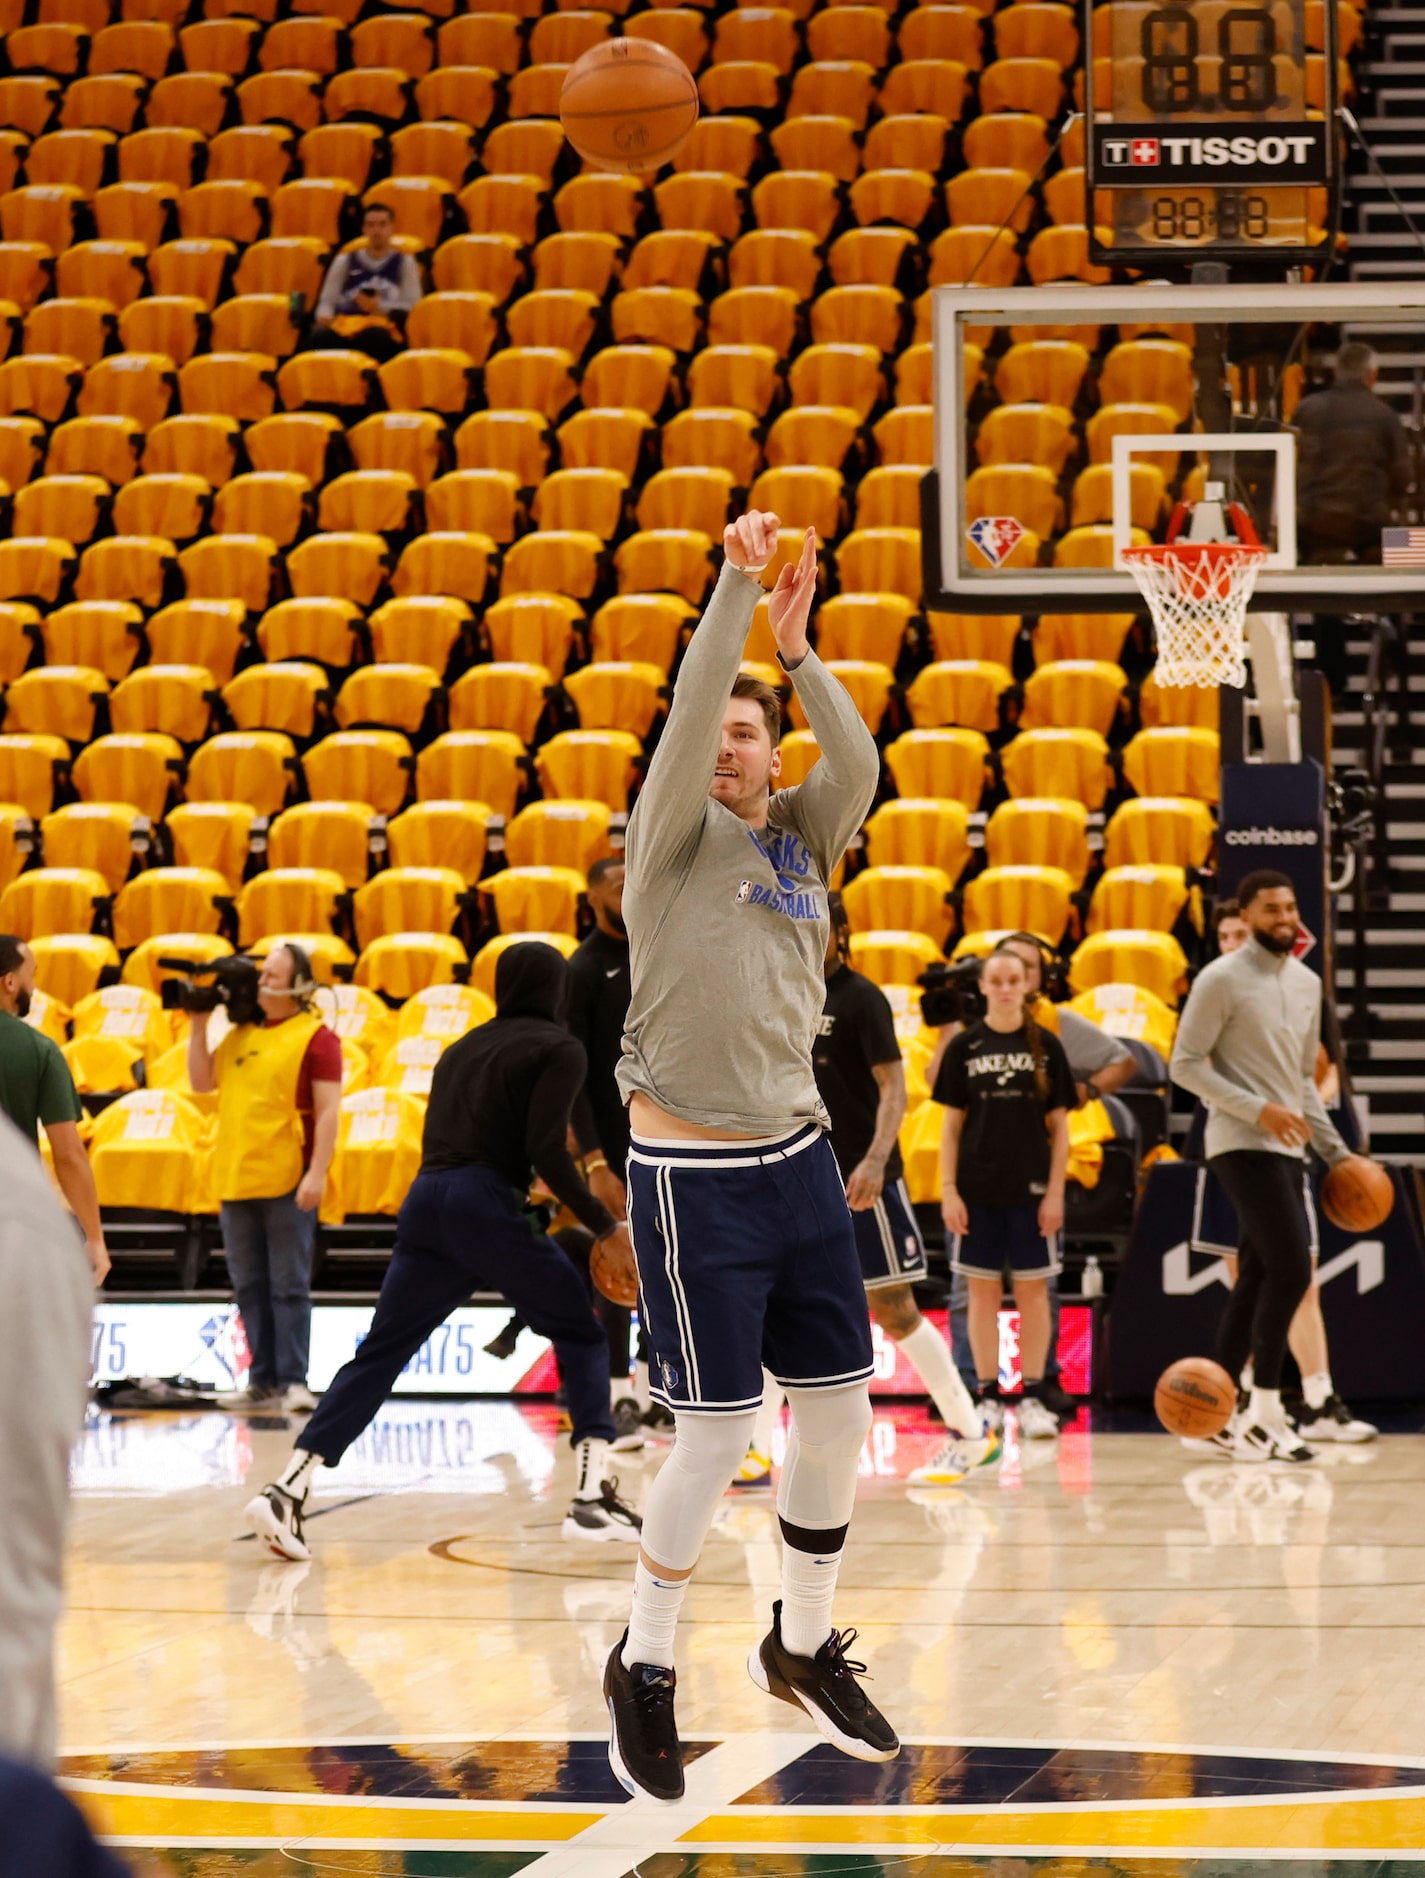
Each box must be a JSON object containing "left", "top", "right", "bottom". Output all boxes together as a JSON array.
[
  {"left": 1154, "top": 1356, "right": 1237, "bottom": 1439},
  {"left": 559, "top": 38, "right": 700, "bottom": 174},
  {"left": 1322, "top": 1155, "right": 1394, "bottom": 1232},
  {"left": 591, "top": 1235, "right": 639, "bottom": 1308}
]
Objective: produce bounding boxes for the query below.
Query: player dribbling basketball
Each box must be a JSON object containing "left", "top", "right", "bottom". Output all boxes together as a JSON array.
[{"left": 603, "top": 512, "right": 898, "bottom": 1803}]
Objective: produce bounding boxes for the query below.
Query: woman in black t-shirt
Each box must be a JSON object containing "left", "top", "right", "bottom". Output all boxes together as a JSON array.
[{"left": 932, "top": 946, "right": 1073, "bottom": 1439}]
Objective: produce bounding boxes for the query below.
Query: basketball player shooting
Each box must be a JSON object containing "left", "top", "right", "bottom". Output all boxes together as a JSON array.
[{"left": 603, "top": 512, "right": 898, "bottom": 1801}]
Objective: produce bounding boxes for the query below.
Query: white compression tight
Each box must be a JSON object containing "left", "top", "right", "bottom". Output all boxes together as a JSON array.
[{"left": 625, "top": 1382, "right": 872, "bottom": 1670}]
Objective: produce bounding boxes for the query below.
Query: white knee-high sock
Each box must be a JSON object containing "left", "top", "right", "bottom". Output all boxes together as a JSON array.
[
  {"left": 750, "top": 1370, "right": 785, "bottom": 1458},
  {"left": 897, "top": 1317, "right": 981, "bottom": 1437},
  {"left": 623, "top": 1561, "right": 686, "bottom": 1671},
  {"left": 623, "top": 1409, "right": 758, "bottom": 1671},
  {"left": 780, "top": 1543, "right": 842, "bottom": 1658},
  {"left": 278, "top": 1448, "right": 320, "bottom": 1501}
]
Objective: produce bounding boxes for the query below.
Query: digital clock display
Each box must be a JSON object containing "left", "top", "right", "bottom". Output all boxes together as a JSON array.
[{"left": 1085, "top": 0, "right": 1338, "bottom": 262}]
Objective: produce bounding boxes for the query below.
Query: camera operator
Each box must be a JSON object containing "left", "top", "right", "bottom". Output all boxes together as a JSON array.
[
  {"left": 0, "top": 936, "right": 108, "bottom": 1286},
  {"left": 187, "top": 943, "right": 341, "bottom": 1413}
]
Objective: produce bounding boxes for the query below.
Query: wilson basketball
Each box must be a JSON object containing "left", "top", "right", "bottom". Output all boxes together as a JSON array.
[
  {"left": 559, "top": 38, "right": 700, "bottom": 174},
  {"left": 1322, "top": 1155, "right": 1394, "bottom": 1232},
  {"left": 591, "top": 1235, "right": 639, "bottom": 1308},
  {"left": 1154, "top": 1356, "right": 1237, "bottom": 1439}
]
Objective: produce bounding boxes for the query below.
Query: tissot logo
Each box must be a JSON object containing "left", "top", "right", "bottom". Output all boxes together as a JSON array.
[
  {"left": 1093, "top": 122, "right": 1328, "bottom": 186},
  {"left": 1222, "top": 826, "right": 1319, "bottom": 846}
]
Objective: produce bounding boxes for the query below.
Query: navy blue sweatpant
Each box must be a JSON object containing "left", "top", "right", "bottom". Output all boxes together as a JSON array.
[{"left": 299, "top": 1165, "right": 616, "bottom": 1463}]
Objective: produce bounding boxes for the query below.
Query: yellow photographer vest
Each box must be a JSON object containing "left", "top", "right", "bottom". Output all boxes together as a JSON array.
[{"left": 212, "top": 1012, "right": 324, "bottom": 1202}]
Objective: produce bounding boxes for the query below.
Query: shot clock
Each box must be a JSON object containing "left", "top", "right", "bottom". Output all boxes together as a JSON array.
[{"left": 1085, "top": 0, "right": 1341, "bottom": 267}]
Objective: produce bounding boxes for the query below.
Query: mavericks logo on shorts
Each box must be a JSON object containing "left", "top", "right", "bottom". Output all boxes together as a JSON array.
[{"left": 660, "top": 1357, "right": 680, "bottom": 1394}]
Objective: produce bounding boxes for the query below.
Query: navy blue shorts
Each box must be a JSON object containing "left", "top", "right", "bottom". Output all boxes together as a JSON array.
[
  {"left": 951, "top": 1202, "right": 1062, "bottom": 1279},
  {"left": 626, "top": 1123, "right": 875, "bottom": 1414},
  {"left": 1192, "top": 1162, "right": 1320, "bottom": 1260},
  {"left": 852, "top": 1176, "right": 928, "bottom": 1291}
]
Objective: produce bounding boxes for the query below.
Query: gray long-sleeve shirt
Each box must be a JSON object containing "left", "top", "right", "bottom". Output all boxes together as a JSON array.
[
  {"left": 616, "top": 561, "right": 881, "bottom": 1134},
  {"left": 1169, "top": 938, "right": 1349, "bottom": 1165}
]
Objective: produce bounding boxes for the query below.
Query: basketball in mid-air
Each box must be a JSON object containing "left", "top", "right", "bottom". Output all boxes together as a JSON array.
[
  {"left": 1154, "top": 1356, "right": 1237, "bottom": 1439},
  {"left": 559, "top": 38, "right": 700, "bottom": 174},
  {"left": 591, "top": 1235, "right": 639, "bottom": 1308},
  {"left": 1322, "top": 1155, "right": 1394, "bottom": 1232}
]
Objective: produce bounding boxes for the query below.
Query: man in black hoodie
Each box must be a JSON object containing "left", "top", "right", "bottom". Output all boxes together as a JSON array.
[{"left": 242, "top": 942, "right": 642, "bottom": 1560}]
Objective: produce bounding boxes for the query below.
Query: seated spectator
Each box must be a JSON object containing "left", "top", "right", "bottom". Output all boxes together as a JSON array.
[{"left": 313, "top": 202, "right": 422, "bottom": 363}]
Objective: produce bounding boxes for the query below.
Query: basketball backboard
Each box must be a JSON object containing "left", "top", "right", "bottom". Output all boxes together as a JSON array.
[{"left": 927, "top": 281, "right": 1425, "bottom": 615}]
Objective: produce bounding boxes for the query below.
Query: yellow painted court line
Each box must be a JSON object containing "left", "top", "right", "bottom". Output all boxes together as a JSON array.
[
  {"left": 77, "top": 1790, "right": 600, "bottom": 1846},
  {"left": 682, "top": 1791, "right": 1425, "bottom": 1852}
]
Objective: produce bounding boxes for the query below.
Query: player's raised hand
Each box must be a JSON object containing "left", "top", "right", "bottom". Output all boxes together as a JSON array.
[
  {"left": 724, "top": 510, "right": 780, "bottom": 574},
  {"left": 767, "top": 525, "right": 817, "bottom": 664}
]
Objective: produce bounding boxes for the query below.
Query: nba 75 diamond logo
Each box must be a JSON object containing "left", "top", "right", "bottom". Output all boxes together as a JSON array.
[{"left": 968, "top": 516, "right": 1025, "bottom": 568}]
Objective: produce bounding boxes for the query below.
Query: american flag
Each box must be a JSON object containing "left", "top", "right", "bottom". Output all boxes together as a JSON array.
[{"left": 1383, "top": 527, "right": 1425, "bottom": 565}]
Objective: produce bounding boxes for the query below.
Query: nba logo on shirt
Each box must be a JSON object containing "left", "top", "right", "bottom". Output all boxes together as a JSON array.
[{"left": 735, "top": 880, "right": 753, "bottom": 903}]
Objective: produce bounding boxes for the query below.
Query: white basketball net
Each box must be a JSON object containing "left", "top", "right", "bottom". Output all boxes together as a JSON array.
[{"left": 1121, "top": 542, "right": 1268, "bottom": 689}]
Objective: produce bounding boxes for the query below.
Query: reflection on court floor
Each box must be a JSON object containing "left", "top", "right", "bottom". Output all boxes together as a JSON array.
[{"left": 58, "top": 1400, "right": 1425, "bottom": 1876}]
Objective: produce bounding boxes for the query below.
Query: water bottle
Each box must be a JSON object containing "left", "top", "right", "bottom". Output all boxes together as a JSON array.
[{"left": 1081, "top": 1254, "right": 1103, "bottom": 1300}]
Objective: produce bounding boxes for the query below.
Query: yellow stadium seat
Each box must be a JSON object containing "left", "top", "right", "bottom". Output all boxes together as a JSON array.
[
  {"left": 107, "top": 663, "right": 213, "bottom": 745},
  {"left": 1102, "top": 796, "right": 1214, "bottom": 872},
  {"left": 5, "top": 665, "right": 108, "bottom": 743},
  {"left": 447, "top": 663, "right": 549, "bottom": 742},
  {"left": 1001, "top": 726, "right": 1112, "bottom": 809},
  {"left": 286, "top": 532, "right": 389, "bottom": 608},
  {"left": 76, "top": 536, "right": 182, "bottom": 612},
  {"left": 1099, "top": 338, "right": 1194, "bottom": 423},
  {"left": 479, "top": 595, "right": 578, "bottom": 680},
  {"left": 0, "top": 355, "right": 83, "bottom": 428},
  {"left": 180, "top": 535, "right": 278, "bottom": 612},
  {"left": 407, "top": 291, "right": 499, "bottom": 366},
  {"left": 563, "top": 662, "right": 666, "bottom": 740},
  {"left": 348, "top": 411, "right": 449, "bottom": 489},
  {"left": 165, "top": 800, "right": 253, "bottom": 890},
  {"left": 303, "top": 729, "right": 412, "bottom": 817},
  {"left": 60, "top": 1032, "right": 143, "bottom": 1094},
  {"left": 352, "top": 864, "right": 463, "bottom": 950},
  {"left": 25, "top": 296, "right": 113, "bottom": 368},
  {"left": 0, "top": 734, "right": 67, "bottom": 820},
  {"left": 0, "top": 606, "right": 36, "bottom": 687},
  {"left": 334, "top": 663, "right": 440, "bottom": 738},
  {"left": 430, "top": 230, "right": 524, "bottom": 302},
  {"left": 905, "top": 660, "right": 1011, "bottom": 733},
  {"left": 386, "top": 799, "right": 490, "bottom": 884},
  {"left": 1138, "top": 674, "right": 1220, "bottom": 733},
  {"left": 1034, "top": 614, "right": 1135, "bottom": 666},
  {"left": 454, "top": 410, "right": 550, "bottom": 486},
  {"left": 0, "top": 537, "right": 79, "bottom": 606},
  {"left": 835, "top": 526, "right": 923, "bottom": 602},
  {"left": 1021, "top": 660, "right": 1126, "bottom": 738},
  {"left": 90, "top": 1088, "right": 214, "bottom": 1215},
  {"left": 706, "top": 286, "right": 797, "bottom": 357},
  {"left": 984, "top": 797, "right": 1090, "bottom": 887},
  {"left": 535, "top": 728, "right": 641, "bottom": 813},
  {"left": 847, "top": 928, "right": 943, "bottom": 986},
  {"left": 962, "top": 862, "right": 1073, "bottom": 940},
  {"left": 883, "top": 727, "right": 988, "bottom": 806},
  {"left": 862, "top": 797, "right": 972, "bottom": 880},
  {"left": 72, "top": 731, "right": 179, "bottom": 821},
  {"left": 1122, "top": 727, "right": 1220, "bottom": 804},
  {"left": 589, "top": 594, "right": 692, "bottom": 672},
  {"left": 394, "top": 531, "right": 494, "bottom": 603},
  {"left": 416, "top": 730, "right": 524, "bottom": 821},
  {"left": 207, "top": 122, "right": 296, "bottom": 192},
  {"left": 773, "top": 729, "right": 818, "bottom": 788},
  {"left": 120, "top": 929, "right": 232, "bottom": 994},
  {"left": 925, "top": 613, "right": 1021, "bottom": 667},
  {"left": 1069, "top": 928, "right": 1188, "bottom": 1005},
  {"left": 503, "top": 800, "right": 609, "bottom": 877},
  {"left": 975, "top": 401, "right": 1074, "bottom": 476},
  {"left": 13, "top": 475, "right": 109, "bottom": 548},
  {"left": 255, "top": 598, "right": 360, "bottom": 670},
  {"left": 111, "top": 473, "right": 209, "bottom": 544},
  {"left": 482, "top": 863, "right": 583, "bottom": 938},
  {"left": 995, "top": 338, "right": 1090, "bottom": 408},
  {"left": 1088, "top": 863, "right": 1193, "bottom": 936},
  {"left": 268, "top": 799, "right": 373, "bottom": 890},
  {"left": 41, "top": 800, "right": 140, "bottom": 892},
  {"left": 236, "top": 865, "right": 343, "bottom": 948},
  {"left": 211, "top": 471, "right": 308, "bottom": 548},
  {"left": 370, "top": 594, "right": 473, "bottom": 673},
  {"left": 813, "top": 593, "right": 913, "bottom": 667},
  {"left": 278, "top": 348, "right": 378, "bottom": 416},
  {"left": 27, "top": 933, "right": 116, "bottom": 1009},
  {"left": 327, "top": 1086, "right": 425, "bottom": 1216},
  {"left": 1065, "top": 981, "right": 1177, "bottom": 1058},
  {"left": 1070, "top": 461, "right": 1167, "bottom": 533},
  {"left": 0, "top": 416, "right": 47, "bottom": 490},
  {"left": 501, "top": 529, "right": 602, "bottom": 604},
  {"left": 379, "top": 347, "right": 474, "bottom": 419},
  {"left": 0, "top": 863, "right": 109, "bottom": 941},
  {"left": 965, "top": 463, "right": 1060, "bottom": 544},
  {"left": 466, "top": 929, "right": 575, "bottom": 1001},
  {"left": 143, "top": 412, "right": 240, "bottom": 486},
  {"left": 614, "top": 530, "right": 716, "bottom": 606},
  {"left": 873, "top": 405, "right": 932, "bottom": 468},
  {"left": 356, "top": 930, "right": 469, "bottom": 1001},
  {"left": 317, "top": 469, "right": 417, "bottom": 539},
  {"left": 425, "top": 469, "right": 521, "bottom": 545},
  {"left": 842, "top": 864, "right": 952, "bottom": 945},
  {"left": 187, "top": 729, "right": 296, "bottom": 818},
  {"left": 71, "top": 982, "right": 171, "bottom": 1064},
  {"left": 232, "top": 235, "right": 325, "bottom": 304},
  {"left": 326, "top": 981, "right": 398, "bottom": 1060},
  {"left": 112, "top": 864, "right": 228, "bottom": 949},
  {"left": 1085, "top": 401, "right": 1183, "bottom": 467},
  {"left": 786, "top": 659, "right": 893, "bottom": 737},
  {"left": 391, "top": 119, "right": 477, "bottom": 189}
]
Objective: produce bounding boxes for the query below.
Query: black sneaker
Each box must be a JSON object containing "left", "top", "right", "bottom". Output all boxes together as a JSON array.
[
  {"left": 561, "top": 1478, "right": 642, "bottom": 1544},
  {"left": 604, "top": 1632, "right": 684, "bottom": 1802},
  {"left": 641, "top": 1401, "right": 676, "bottom": 1437},
  {"left": 747, "top": 1599, "right": 899, "bottom": 1763},
  {"left": 611, "top": 1396, "right": 646, "bottom": 1453},
  {"left": 1038, "top": 1377, "right": 1078, "bottom": 1420},
  {"left": 483, "top": 1314, "right": 523, "bottom": 1361}
]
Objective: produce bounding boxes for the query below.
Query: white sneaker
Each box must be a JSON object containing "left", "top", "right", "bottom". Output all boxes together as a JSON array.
[
  {"left": 1295, "top": 1394, "right": 1377, "bottom": 1443},
  {"left": 908, "top": 1430, "right": 1001, "bottom": 1484},
  {"left": 977, "top": 1397, "right": 1005, "bottom": 1433},
  {"left": 1016, "top": 1396, "right": 1060, "bottom": 1440},
  {"left": 1181, "top": 1408, "right": 1247, "bottom": 1459},
  {"left": 281, "top": 1384, "right": 317, "bottom": 1413},
  {"left": 217, "top": 1384, "right": 283, "bottom": 1410},
  {"left": 561, "top": 1479, "right": 642, "bottom": 1542},
  {"left": 731, "top": 1447, "right": 772, "bottom": 1488},
  {"left": 244, "top": 1484, "right": 311, "bottom": 1561},
  {"left": 1234, "top": 1420, "right": 1316, "bottom": 1464}
]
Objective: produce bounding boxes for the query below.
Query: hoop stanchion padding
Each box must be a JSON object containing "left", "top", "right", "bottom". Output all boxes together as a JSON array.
[{"left": 1121, "top": 542, "right": 1267, "bottom": 690}]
